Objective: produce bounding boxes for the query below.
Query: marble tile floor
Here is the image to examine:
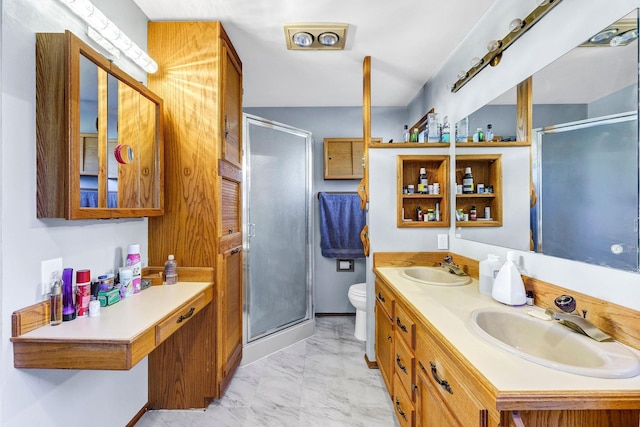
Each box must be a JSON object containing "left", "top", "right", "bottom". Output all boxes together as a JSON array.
[{"left": 136, "top": 316, "right": 399, "bottom": 427}]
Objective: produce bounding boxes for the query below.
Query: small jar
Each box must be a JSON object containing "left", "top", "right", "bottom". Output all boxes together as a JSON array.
[
  {"left": 416, "top": 206, "right": 423, "bottom": 221},
  {"left": 407, "top": 184, "right": 415, "bottom": 194},
  {"left": 470, "top": 205, "right": 477, "bottom": 221},
  {"left": 426, "top": 209, "right": 436, "bottom": 221}
]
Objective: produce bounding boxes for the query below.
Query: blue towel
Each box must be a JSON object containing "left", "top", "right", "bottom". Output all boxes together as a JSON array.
[{"left": 318, "top": 193, "right": 366, "bottom": 259}]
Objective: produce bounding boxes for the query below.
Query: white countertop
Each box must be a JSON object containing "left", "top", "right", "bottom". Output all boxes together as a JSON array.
[
  {"left": 376, "top": 267, "right": 640, "bottom": 392},
  {"left": 15, "top": 282, "right": 211, "bottom": 342}
]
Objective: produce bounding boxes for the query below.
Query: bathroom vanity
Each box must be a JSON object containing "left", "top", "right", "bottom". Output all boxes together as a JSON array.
[
  {"left": 10, "top": 268, "right": 214, "bottom": 410},
  {"left": 373, "top": 252, "right": 640, "bottom": 427}
]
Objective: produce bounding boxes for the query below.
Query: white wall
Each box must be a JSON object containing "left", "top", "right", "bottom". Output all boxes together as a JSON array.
[
  {"left": 366, "top": 0, "right": 640, "bottom": 358},
  {"left": 2, "top": 0, "right": 151, "bottom": 425}
]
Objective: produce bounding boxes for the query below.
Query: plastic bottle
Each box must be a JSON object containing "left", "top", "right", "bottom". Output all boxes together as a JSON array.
[
  {"left": 410, "top": 127, "right": 419, "bottom": 142},
  {"left": 126, "top": 243, "right": 142, "bottom": 294},
  {"left": 418, "top": 168, "right": 428, "bottom": 194},
  {"left": 486, "top": 124, "right": 493, "bottom": 142},
  {"left": 164, "top": 254, "right": 178, "bottom": 285},
  {"left": 462, "top": 167, "right": 474, "bottom": 194},
  {"left": 50, "top": 279, "right": 63, "bottom": 326},
  {"left": 61, "top": 267, "right": 76, "bottom": 321},
  {"left": 402, "top": 124, "right": 409, "bottom": 142},
  {"left": 479, "top": 254, "right": 501, "bottom": 296},
  {"left": 492, "top": 251, "right": 526, "bottom": 305},
  {"left": 469, "top": 205, "right": 477, "bottom": 221}
]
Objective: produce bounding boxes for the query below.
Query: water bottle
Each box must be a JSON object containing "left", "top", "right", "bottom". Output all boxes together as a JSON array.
[{"left": 164, "top": 254, "right": 178, "bottom": 285}]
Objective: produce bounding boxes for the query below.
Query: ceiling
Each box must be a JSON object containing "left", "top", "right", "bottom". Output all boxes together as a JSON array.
[{"left": 133, "top": 0, "right": 497, "bottom": 108}]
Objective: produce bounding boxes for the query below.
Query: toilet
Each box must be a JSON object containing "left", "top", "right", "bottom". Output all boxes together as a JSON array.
[{"left": 348, "top": 282, "right": 367, "bottom": 341}]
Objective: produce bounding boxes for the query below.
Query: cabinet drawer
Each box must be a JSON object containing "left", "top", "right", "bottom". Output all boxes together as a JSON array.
[
  {"left": 375, "top": 278, "right": 394, "bottom": 319},
  {"left": 393, "top": 373, "right": 415, "bottom": 427},
  {"left": 395, "top": 302, "right": 416, "bottom": 349},
  {"left": 156, "top": 292, "right": 208, "bottom": 345},
  {"left": 415, "top": 330, "right": 486, "bottom": 426},
  {"left": 394, "top": 330, "right": 415, "bottom": 399}
]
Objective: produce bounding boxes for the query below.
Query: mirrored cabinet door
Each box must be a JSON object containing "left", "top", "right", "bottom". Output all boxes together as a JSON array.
[{"left": 36, "top": 30, "right": 164, "bottom": 219}]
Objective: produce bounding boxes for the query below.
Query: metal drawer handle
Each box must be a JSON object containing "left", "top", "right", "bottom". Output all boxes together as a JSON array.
[
  {"left": 396, "top": 317, "right": 408, "bottom": 333},
  {"left": 395, "top": 397, "right": 407, "bottom": 421},
  {"left": 396, "top": 355, "right": 407, "bottom": 374},
  {"left": 177, "top": 307, "right": 195, "bottom": 323},
  {"left": 430, "top": 361, "right": 453, "bottom": 394},
  {"left": 377, "top": 292, "right": 386, "bottom": 302},
  {"left": 231, "top": 247, "right": 240, "bottom": 255}
]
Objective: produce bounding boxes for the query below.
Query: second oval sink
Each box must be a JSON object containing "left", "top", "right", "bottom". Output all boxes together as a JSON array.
[
  {"left": 469, "top": 308, "right": 640, "bottom": 378},
  {"left": 399, "top": 266, "right": 472, "bottom": 286}
]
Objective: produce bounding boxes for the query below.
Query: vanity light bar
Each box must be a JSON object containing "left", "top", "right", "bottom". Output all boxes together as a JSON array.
[
  {"left": 87, "top": 26, "right": 120, "bottom": 59},
  {"left": 451, "top": 0, "right": 563, "bottom": 93},
  {"left": 58, "top": 0, "right": 158, "bottom": 73}
]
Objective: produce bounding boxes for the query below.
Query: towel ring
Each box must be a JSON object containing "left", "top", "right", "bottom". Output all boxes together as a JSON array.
[{"left": 360, "top": 224, "right": 370, "bottom": 257}]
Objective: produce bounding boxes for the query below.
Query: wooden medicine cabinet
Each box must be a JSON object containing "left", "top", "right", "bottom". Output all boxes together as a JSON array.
[
  {"left": 36, "top": 31, "right": 164, "bottom": 219},
  {"left": 455, "top": 154, "right": 502, "bottom": 227},
  {"left": 397, "top": 155, "right": 450, "bottom": 227},
  {"left": 324, "top": 137, "right": 381, "bottom": 179}
]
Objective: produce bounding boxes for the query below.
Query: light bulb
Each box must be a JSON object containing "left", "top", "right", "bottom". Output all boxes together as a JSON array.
[
  {"left": 487, "top": 40, "right": 502, "bottom": 52},
  {"left": 470, "top": 57, "right": 483, "bottom": 68},
  {"left": 457, "top": 70, "right": 468, "bottom": 80},
  {"left": 509, "top": 18, "right": 524, "bottom": 32}
]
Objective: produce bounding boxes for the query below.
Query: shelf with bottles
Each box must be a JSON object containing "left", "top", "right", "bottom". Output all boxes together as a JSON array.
[
  {"left": 454, "top": 117, "right": 530, "bottom": 147},
  {"left": 397, "top": 155, "right": 449, "bottom": 228},
  {"left": 455, "top": 154, "right": 502, "bottom": 227}
]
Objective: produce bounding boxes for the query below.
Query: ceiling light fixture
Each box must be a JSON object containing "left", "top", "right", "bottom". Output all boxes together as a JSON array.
[
  {"left": 292, "top": 32, "right": 314, "bottom": 47},
  {"left": 284, "top": 23, "right": 349, "bottom": 50},
  {"left": 451, "top": 0, "right": 563, "bottom": 93},
  {"left": 57, "top": 0, "right": 158, "bottom": 73},
  {"left": 581, "top": 18, "right": 637, "bottom": 47},
  {"left": 318, "top": 32, "right": 340, "bottom": 46}
]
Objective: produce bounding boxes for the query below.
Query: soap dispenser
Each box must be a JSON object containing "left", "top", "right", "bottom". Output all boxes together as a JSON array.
[{"left": 491, "top": 251, "right": 526, "bottom": 305}]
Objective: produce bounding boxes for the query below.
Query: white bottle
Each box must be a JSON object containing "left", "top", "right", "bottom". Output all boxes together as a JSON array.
[
  {"left": 479, "top": 254, "right": 501, "bottom": 296},
  {"left": 491, "top": 251, "right": 526, "bottom": 305}
]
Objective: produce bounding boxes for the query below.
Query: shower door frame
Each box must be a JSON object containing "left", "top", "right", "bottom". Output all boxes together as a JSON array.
[{"left": 242, "top": 114, "right": 314, "bottom": 349}]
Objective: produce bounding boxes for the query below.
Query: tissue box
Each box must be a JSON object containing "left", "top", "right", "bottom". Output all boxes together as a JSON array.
[{"left": 98, "top": 288, "right": 120, "bottom": 307}]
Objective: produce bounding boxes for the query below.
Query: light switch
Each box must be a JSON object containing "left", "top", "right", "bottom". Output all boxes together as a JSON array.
[{"left": 437, "top": 234, "right": 449, "bottom": 250}]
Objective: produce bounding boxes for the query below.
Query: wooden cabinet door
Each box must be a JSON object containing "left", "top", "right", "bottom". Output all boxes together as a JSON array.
[
  {"left": 218, "top": 244, "right": 243, "bottom": 395},
  {"left": 416, "top": 369, "right": 461, "bottom": 427},
  {"left": 221, "top": 40, "right": 242, "bottom": 169},
  {"left": 376, "top": 299, "right": 394, "bottom": 395}
]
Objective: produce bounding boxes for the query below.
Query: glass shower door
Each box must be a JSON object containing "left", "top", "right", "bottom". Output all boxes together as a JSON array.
[{"left": 243, "top": 115, "right": 313, "bottom": 342}]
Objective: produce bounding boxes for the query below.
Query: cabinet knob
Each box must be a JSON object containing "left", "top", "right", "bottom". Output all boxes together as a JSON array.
[{"left": 396, "top": 317, "right": 408, "bottom": 333}]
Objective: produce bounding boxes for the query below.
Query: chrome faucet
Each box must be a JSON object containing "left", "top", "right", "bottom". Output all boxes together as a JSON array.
[
  {"left": 440, "top": 255, "right": 468, "bottom": 277},
  {"left": 545, "top": 295, "right": 612, "bottom": 342}
]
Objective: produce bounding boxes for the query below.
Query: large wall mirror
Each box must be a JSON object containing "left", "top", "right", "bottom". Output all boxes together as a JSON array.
[
  {"left": 37, "top": 30, "right": 164, "bottom": 219},
  {"left": 455, "top": 9, "right": 639, "bottom": 273}
]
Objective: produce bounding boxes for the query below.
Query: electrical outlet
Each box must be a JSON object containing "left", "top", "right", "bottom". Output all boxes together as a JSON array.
[
  {"left": 437, "top": 234, "right": 449, "bottom": 250},
  {"left": 41, "top": 258, "right": 63, "bottom": 299}
]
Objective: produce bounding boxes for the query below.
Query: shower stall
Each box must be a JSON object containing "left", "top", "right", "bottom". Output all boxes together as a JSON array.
[{"left": 241, "top": 114, "right": 314, "bottom": 364}]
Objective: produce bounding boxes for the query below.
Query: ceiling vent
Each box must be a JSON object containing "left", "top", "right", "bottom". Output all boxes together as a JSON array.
[
  {"left": 284, "top": 23, "right": 349, "bottom": 50},
  {"left": 581, "top": 18, "right": 638, "bottom": 47}
]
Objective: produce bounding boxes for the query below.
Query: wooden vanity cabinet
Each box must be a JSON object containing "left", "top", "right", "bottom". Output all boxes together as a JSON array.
[
  {"left": 147, "top": 21, "right": 243, "bottom": 407},
  {"left": 415, "top": 329, "right": 492, "bottom": 427},
  {"left": 375, "top": 278, "right": 394, "bottom": 395},
  {"left": 375, "top": 273, "right": 496, "bottom": 427}
]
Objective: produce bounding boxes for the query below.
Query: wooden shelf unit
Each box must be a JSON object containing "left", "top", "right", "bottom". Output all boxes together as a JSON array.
[
  {"left": 455, "top": 154, "right": 502, "bottom": 227},
  {"left": 397, "top": 155, "right": 449, "bottom": 228}
]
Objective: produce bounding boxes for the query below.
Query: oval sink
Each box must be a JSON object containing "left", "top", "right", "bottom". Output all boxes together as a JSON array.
[
  {"left": 399, "top": 266, "right": 472, "bottom": 286},
  {"left": 469, "top": 308, "right": 640, "bottom": 378}
]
